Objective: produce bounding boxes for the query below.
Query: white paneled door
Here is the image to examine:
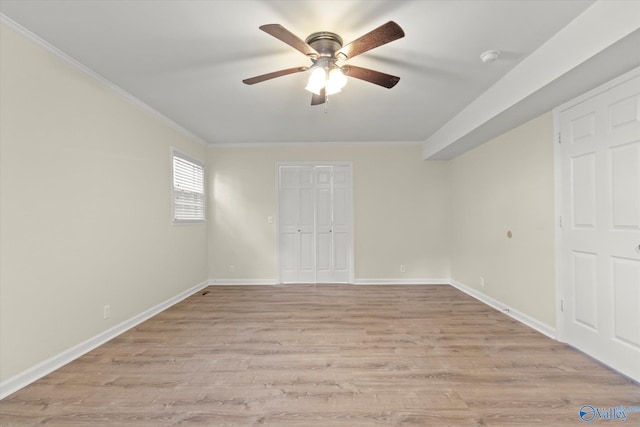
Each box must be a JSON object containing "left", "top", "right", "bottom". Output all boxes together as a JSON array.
[
  {"left": 278, "top": 163, "right": 352, "bottom": 284},
  {"left": 558, "top": 68, "right": 640, "bottom": 382}
]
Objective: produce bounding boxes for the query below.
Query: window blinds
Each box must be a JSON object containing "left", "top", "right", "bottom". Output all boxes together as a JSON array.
[{"left": 172, "top": 152, "right": 205, "bottom": 222}]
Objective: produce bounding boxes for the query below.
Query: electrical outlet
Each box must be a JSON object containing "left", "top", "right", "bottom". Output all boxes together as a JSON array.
[
  {"left": 229, "top": 264, "right": 236, "bottom": 273},
  {"left": 267, "top": 216, "right": 274, "bottom": 224},
  {"left": 103, "top": 305, "right": 110, "bottom": 319},
  {"left": 400, "top": 264, "right": 406, "bottom": 273},
  {"left": 480, "top": 277, "right": 485, "bottom": 287}
]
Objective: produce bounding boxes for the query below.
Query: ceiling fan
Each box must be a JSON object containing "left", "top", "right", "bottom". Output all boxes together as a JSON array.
[{"left": 242, "top": 21, "right": 405, "bottom": 106}]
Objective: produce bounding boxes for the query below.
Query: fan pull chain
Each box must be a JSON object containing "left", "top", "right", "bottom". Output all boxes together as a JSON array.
[{"left": 324, "top": 92, "right": 329, "bottom": 114}]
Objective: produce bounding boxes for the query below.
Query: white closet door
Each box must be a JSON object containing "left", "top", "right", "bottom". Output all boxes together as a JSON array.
[
  {"left": 559, "top": 70, "right": 640, "bottom": 382},
  {"left": 298, "top": 167, "right": 316, "bottom": 283},
  {"left": 315, "top": 166, "right": 334, "bottom": 283},
  {"left": 278, "top": 167, "right": 298, "bottom": 283},
  {"left": 278, "top": 166, "right": 315, "bottom": 283},
  {"left": 331, "top": 166, "right": 351, "bottom": 283},
  {"left": 278, "top": 163, "right": 352, "bottom": 284}
]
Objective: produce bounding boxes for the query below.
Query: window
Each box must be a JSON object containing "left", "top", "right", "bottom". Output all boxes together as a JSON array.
[{"left": 172, "top": 149, "right": 205, "bottom": 223}]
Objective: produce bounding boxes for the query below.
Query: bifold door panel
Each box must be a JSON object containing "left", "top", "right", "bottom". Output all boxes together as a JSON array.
[{"left": 278, "top": 164, "right": 352, "bottom": 284}]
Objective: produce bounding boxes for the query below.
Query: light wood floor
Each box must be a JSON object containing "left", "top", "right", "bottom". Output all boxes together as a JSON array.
[{"left": 1, "top": 285, "right": 638, "bottom": 426}]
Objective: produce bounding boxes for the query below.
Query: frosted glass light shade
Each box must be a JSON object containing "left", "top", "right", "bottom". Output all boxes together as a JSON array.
[
  {"left": 305, "top": 67, "right": 326, "bottom": 95},
  {"left": 305, "top": 66, "right": 348, "bottom": 96},
  {"left": 325, "top": 68, "right": 347, "bottom": 95}
]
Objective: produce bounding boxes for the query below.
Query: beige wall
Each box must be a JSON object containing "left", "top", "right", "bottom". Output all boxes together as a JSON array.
[
  {"left": 207, "top": 144, "right": 451, "bottom": 281},
  {"left": 449, "top": 112, "right": 556, "bottom": 327},
  {"left": 0, "top": 26, "right": 208, "bottom": 382}
]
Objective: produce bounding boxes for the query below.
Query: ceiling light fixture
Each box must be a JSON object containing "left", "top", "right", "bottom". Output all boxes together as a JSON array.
[
  {"left": 301, "top": 34, "right": 349, "bottom": 102},
  {"left": 243, "top": 22, "right": 405, "bottom": 108},
  {"left": 305, "top": 63, "right": 348, "bottom": 96}
]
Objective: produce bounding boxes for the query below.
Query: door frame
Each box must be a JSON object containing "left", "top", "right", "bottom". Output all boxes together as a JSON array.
[
  {"left": 553, "top": 65, "right": 640, "bottom": 343},
  {"left": 275, "top": 161, "right": 355, "bottom": 284}
]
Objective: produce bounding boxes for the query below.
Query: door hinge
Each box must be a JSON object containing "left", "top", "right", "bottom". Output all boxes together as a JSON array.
[
  {"left": 558, "top": 132, "right": 562, "bottom": 144},
  {"left": 559, "top": 216, "right": 563, "bottom": 228},
  {"left": 560, "top": 299, "right": 564, "bottom": 312}
]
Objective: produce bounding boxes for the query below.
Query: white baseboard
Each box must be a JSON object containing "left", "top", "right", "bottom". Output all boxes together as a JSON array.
[
  {"left": 208, "top": 278, "right": 449, "bottom": 286},
  {"left": 208, "top": 279, "right": 279, "bottom": 285},
  {"left": 353, "top": 278, "right": 449, "bottom": 285},
  {"left": 0, "top": 280, "right": 209, "bottom": 400},
  {"left": 449, "top": 280, "right": 556, "bottom": 339}
]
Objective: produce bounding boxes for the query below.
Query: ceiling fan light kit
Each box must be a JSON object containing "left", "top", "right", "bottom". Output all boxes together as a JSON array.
[
  {"left": 243, "top": 21, "right": 405, "bottom": 106},
  {"left": 304, "top": 60, "right": 348, "bottom": 96},
  {"left": 305, "top": 67, "right": 346, "bottom": 96}
]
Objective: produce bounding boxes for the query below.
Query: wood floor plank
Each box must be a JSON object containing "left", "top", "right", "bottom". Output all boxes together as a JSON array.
[{"left": 1, "top": 285, "right": 638, "bottom": 426}]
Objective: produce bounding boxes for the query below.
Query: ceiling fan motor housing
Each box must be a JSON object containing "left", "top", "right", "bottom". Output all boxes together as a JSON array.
[{"left": 305, "top": 32, "right": 343, "bottom": 58}]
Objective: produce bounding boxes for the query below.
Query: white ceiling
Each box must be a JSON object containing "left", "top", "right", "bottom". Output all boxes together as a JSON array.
[{"left": 1, "top": 0, "right": 638, "bottom": 157}]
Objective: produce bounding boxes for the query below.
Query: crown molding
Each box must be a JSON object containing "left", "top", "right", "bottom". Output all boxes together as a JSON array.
[
  {"left": 208, "top": 140, "right": 424, "bottom": 148},
  {"left": 0, "top": 14, "right": 209, "bottom": 147}
]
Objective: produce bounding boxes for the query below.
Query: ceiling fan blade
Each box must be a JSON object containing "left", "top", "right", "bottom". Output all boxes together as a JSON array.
[
  {"left": 337, "top": 21, "right": 404, "bottom": 60},
  {"left": 242, "top": 66, "right": 309, "bottom": 85},
  {"left": 344, "top": 65, "right": 400, "bottom": 89},
  {"left": 260, "top": 24, "right": 319, "bottom": 59},
  {"left": 311, "top": 88, "right": 326, "bottom": 106}
]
